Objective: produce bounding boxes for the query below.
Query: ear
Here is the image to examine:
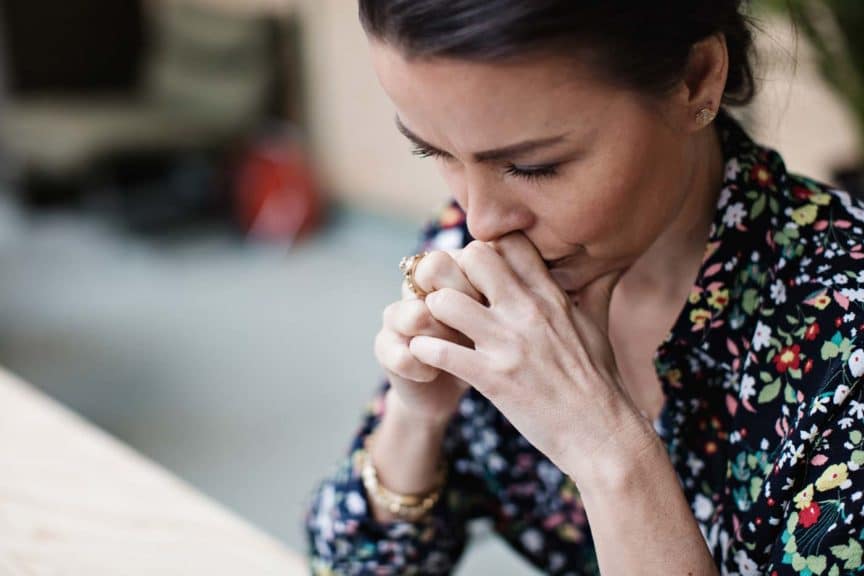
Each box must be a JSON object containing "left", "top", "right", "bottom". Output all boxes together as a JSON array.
[{"left": 677, "top": 33, "right": 729, "bottom": 132}]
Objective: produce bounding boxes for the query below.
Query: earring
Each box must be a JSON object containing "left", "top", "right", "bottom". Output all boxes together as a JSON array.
[{"left": 696, "top": 105, "right": 716, "bottom": 127}]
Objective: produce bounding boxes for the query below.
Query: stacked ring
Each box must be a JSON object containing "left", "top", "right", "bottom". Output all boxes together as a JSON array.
[{"left": 399, "top": 251, "right": 430, "bottom": 299}]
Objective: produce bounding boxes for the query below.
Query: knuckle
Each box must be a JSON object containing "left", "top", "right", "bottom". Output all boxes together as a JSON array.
[
  {"left": 520, "top": 297, "right": 547, "bottom": 325},
  {"left": 390, "top": 345, "right": 417, "bottom": 376},
  {"left": 461, "top": 240, "right": 488, "bottom": 265},
  {"left": 382, "top": 301, "right": 402, "bottom": 326},
  {"left": 404, "top": 302, "right": 430, "bottom": 333},
  {"left": 418, "top": 250, "right": 449, "bottom": 278},
  {"left": 430, "top": 287, "right": 458, "bottom": 309}
]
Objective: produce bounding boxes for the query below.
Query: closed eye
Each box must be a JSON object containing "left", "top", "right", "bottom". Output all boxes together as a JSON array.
[
  {"left": 411, "top": 144, "right": 559, "bottom": 181},
  {"left": 411, "top": 144, "right": 451, "bottom": 160},
  {"left": 504, "top": 163, "right": 559, "bottom": 181}
]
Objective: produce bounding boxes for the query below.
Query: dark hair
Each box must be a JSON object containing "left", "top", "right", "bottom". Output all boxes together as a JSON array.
[{"left": 358, "top": 1, "right": 757, "bottom": 107}]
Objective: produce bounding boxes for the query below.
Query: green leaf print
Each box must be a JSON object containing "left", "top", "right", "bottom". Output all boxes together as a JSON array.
[
  {"left": 792, "top": 553, "right": 827, "bottom": 574},
  {"left": 743, "top": 288, "right": 759, "bottom": 315},
  {"left": 851, "top": 430, "right": 862, "bottom": 445},
  {"left": 751, "top": 194, "right": 766, "bottom": 219},
  {"left": 829, "top": 538, "right": 863, "bottom": 570},
  {"left": 853, "top": 450, "right": 864, "bottom": 466},
  {"left": 759, "top": 380, "right": 782, "bottom": 403},
  {"left": 822, "top": 341, "right": 841, "bottom": 360},
  {"left": 749, "top": 476, "right": 763, "bottom": 502},
  {"left": 785, "top": 382, "right": 797, "bottom": 403}
]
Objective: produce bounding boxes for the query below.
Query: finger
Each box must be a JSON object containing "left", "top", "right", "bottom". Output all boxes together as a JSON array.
[
  {"left": 409, "top": 335, "right": 483, "bottom": 388},
  {"left": 424, "top": 287, "right": 496, "bottom": 343},
  {"left": 374, "top": 328, "right": 440, "bottom": 382},
  {"left": 383, "top": 299, "right": 470, "bottom": 344},
  {"left": 414, "top": 250, "right": 483, "bottom": 302},
  {"left": 490, "top": 232, "right": 562, "bottom": 300},
  {"left": 454, "top": 241, "right": 522, "bottom": 306}
]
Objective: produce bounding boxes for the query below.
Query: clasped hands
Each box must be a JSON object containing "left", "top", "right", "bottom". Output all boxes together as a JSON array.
[{"left": 383, "top": 231, "right": 656, "bottom": 484}]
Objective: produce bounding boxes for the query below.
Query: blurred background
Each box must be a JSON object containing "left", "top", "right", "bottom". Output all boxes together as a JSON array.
[{"left": 0, "top": 0, "right": 862, "bottom": 573}]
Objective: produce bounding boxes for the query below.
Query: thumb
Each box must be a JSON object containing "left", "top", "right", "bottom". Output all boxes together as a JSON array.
[{"left": 575, "top": 268, "right": 626, "bottom": 337}]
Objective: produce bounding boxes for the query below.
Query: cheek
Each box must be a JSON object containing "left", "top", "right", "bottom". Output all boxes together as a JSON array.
[{"left": 538, "top": 154, "right": 672, "bottom": 256}]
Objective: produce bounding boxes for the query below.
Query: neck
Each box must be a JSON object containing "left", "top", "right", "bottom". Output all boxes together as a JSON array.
[{"left": 618, "top": 123, "right": 725, "bottom": 305}]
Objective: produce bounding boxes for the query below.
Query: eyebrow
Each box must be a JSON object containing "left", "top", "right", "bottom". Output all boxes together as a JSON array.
[{"left": 395, "top": 115, "right": 571, "bottom": 163}]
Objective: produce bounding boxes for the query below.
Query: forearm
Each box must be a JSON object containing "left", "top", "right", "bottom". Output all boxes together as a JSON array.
[
  {"left": 567, "top": 413, "right": 718, "bottom": 576},
  {"left": 366, "top": 387, "right": 449, "bottom": 522}
]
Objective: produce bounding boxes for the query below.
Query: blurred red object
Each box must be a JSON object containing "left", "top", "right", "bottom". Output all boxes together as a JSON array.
[{"left": 234, "top": 131, "right": 323, "bottom": 244}]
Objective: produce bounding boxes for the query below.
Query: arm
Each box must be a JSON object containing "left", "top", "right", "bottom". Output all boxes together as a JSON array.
[
  {"left": 304, "top": 380, "right": 494, "bottom": 575},
  {"left": 562, "top": 411, "right": 719, "bottom": 576}
]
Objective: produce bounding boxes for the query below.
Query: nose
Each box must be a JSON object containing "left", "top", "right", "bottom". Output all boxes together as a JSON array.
[{"left": 460, "top": 175, "right": 529, "bottom": 242}]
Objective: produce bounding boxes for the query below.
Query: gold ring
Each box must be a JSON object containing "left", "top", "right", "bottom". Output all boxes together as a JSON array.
[{"left": 399, "top": 251, "right": 430, "bottom": 298}]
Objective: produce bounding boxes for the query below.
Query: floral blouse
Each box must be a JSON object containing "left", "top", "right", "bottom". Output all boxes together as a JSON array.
[{"left": 304, "top": 109, "right": 864, "bottom": 575}]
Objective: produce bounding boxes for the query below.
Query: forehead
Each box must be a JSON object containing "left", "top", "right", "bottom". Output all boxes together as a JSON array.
[{"left": 369, "top": 41, "right": 618, "bottom": 147}]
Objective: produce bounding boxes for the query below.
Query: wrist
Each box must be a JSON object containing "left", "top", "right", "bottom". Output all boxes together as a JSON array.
[
  {"left": 566, "top": 408, "right": 665, "bottom": 498},
  {"left": 384, "top": 387, "right": 454, "bottom": 433}
]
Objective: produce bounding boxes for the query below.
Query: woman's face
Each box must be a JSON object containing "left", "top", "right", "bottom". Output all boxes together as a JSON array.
[{"left": 370, "top": 42, "right": 705, "bottom": 294}]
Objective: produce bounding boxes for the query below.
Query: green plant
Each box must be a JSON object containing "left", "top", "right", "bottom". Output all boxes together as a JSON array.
[{"left": 756, "top": 0, "right": 864, "bottom": 149}]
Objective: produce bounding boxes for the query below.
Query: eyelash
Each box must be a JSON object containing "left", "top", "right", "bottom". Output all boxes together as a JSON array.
[{"left": 410, "top": 145, "right": 559, "bottom": 181}]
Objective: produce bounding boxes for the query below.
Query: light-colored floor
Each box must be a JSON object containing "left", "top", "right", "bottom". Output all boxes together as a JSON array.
[{"left": 0, "top": 194, "right": 540, "bottom": 574}]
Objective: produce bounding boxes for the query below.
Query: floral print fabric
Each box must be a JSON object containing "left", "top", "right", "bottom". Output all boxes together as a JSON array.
[{"left": 304, "top": 109, "right": 864, "bottom": 575}]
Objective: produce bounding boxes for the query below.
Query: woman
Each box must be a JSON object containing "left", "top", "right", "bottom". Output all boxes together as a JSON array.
[{"left": 305, "top": 2, "right": 864, "bottom": 574}]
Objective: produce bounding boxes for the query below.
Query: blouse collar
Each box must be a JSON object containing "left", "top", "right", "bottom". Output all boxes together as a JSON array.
[{"left": 653, "top": 108, "right": 785, "bottom": 383}]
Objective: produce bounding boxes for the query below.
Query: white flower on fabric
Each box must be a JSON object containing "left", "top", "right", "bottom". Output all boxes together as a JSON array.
[
  {"left": 841, "top": 288, "right": 864, "bottom": 303},
  {"left": 770, "top": 280, "right": 787, "bottom": 305},
  {"left": 521, "top": 529, "right": 545, "bottom": 554},
  {"left": 834, "top": 273, "right": 850, "bottom": 285},
  {"left": 687, "top": 452, "right": 705, "bottom": 477},
  {"left": 693, "top": 493, "right": 714, "bottom": 521},
  {"left": 858, "top": 270, "right": 864, "bottom": 283},
  {"left": 345, "top": 490, "right": 367, "bottom": 516},
  {"left": 718, "top": 186, "right": 733, "bottom": 209},
  {"left": 734, "top": 550, "right": 761, "bottom": 576},
  {"left": 849, "top": 349, "right": 864, "bottom": 378},
  {"left": 800, "top": 424, "right": 819, "bottom": 441},
  {"left": 788, "top": 443, "right": 806, "bottom": 466},
  {"left": 723, "top": 202, "right": 747, "bottom": 228},
  {"left": 753, "top": 321, "right": 772, "bottom": 351},
  {"left": 488, "top": 453, "right": 506, "bottom": 472},
  {"left": 810, "top": 396, "right": 830, "bottom": 416},
  {"left": 834, "top": 384, "right": 852, "bottom": 405},
  {"left": 537, "top": 460, "right": 563, "bottom": 488},
  {"left": 849, "top": 399, "right": 864, "bottom": 419},
  {"left": 844, "top": 312, "right": 857, "bottom": 323},
  {"left": 739, "top": 374, "right": 756, "bottom": 401},
  {"left": 725, "top": 158, "right": 741, "bottom": 183},
  {"left": 839, "top": 417, "right": 855, "bottom": 430},
  {"left": 850, "top": 206, "right": 864, "bottom": 222}
]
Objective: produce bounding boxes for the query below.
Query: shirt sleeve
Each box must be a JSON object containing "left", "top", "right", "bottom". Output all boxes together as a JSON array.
[
  {"left": 303, "top": 201, "right": 488, "bottom": 575},
  {"left": 303, "top": 380, "right": 498, "bottom": 575}
]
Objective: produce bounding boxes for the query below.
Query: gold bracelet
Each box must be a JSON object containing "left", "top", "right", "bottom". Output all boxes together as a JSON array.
[{"left": 358, "top": 431, "right": 447, "bottom": 521}]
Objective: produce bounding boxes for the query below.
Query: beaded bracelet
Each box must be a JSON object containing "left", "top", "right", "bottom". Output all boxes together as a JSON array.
[{"left": 358, "top": 431, "right": 447, "bottom": 522}]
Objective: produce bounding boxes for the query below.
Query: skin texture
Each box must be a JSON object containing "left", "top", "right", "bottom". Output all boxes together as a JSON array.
[{"left": 368, "top": 33, "right": 729, "bottom": 575}]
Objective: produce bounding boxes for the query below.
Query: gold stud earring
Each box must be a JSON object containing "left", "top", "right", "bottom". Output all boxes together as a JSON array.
[{"left": 696, "top": 105, "right": 716, "bottom": 127}]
